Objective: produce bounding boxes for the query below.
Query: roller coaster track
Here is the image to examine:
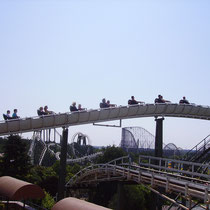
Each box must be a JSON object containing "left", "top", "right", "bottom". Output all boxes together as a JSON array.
[
  {"left": 29, "top": 138, "right": 102, "bottom": 165},
  {"left": 27, "top": 132, "right": 38, "bottom": 164},
  {"left": 66, "top": 156, "right": 210, "bottom": 209},
  {"left": 66, "top": 152, "right": 103, "bottom": 164},
  {"left": 47, "top": 143, "right": 61, "bottom": 161},
  {"left": 1, "top": 103, "right": 210, "bottom": 136},
  {"left": 34, "top": 141, "right": 102, "bottom": 165},
  {"left": 44, "top": 143, "right": 102, "bottom": 164},
  {"left": 40, "top": 143, "right": 102, "bottom": 164},
  {"left": 27, "top": 129, "right": 62, "bottom": 165},
  {"left": 38, "top": 141, "right": 49, "bottom": 166}
]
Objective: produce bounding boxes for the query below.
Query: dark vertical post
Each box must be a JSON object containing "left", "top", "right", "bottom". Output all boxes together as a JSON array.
[
  {"left": 57, "top": 127, "right": 68, "bottom": 201},
  {"left": 154, "top": 117, "right": 164, "bottom": 210},
  {"left": 155, "top": 117, "right": 164, "bottom": 158}
]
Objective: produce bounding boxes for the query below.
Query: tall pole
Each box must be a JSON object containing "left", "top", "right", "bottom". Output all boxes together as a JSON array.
[
  {"left": 154, "top": 117, "right": 164, "bottom": 210},
  {"left": 57, "top": 127, "right": 68, "bottom": 201},
  {"left": 155, "top": 117, "right": 164, "bottom": 158}
]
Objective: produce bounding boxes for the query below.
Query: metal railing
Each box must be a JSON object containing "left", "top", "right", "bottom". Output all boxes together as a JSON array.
[
  {"left": 66, "top": 157, "right": 210, "bottom": 206},
  {"left": 66, "top": 152, "right": 103, "bottom": 163},
  {"left": 183, "top": 135, "right": 210, "bottom": 162},
  {"left": 138, "top": 155, "right": 210, "bottom": 180},
  {"left": 66, "top": 156, "right": 210, "bottom": 206}
]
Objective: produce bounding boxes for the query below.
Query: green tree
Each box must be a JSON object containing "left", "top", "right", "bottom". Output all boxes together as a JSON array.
[
  {"left": 88, "top": 182, "right": 118, "bottom": 208},
  {"left": 123, "top": 185, "right": 151, "bottom": 210},
  {"left": 96, "top": 145, "right": 127, "bottom": 163},
  {"left": 108, "top": 184, "right": 151, "bottom": 210},
  {"left": 1, "top": 135, "right": 31, "bottom": 179},
  {"left": 26, "top": 165, "right": 58, "bottom": 196}
]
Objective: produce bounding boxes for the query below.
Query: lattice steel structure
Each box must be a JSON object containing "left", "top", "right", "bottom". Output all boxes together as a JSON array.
[
  {"left": 120, "top": 127, "right": 155, "bottom": 149},
  {"left": 164, "top": 143, "right": 178, "bottom": 151},
  {"left": 163, "top": 143, "right": 182, "bottom": 157},
  {"left": 71, "top": 132, "right": 91, "bottom": 146},
  {"left": 71, "top": 132, "right": 92, "bottom": 158}
]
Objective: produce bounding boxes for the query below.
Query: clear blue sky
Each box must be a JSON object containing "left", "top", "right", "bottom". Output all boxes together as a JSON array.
[{"left": 0, "top": 0, "right": 210, "bottom": 149}]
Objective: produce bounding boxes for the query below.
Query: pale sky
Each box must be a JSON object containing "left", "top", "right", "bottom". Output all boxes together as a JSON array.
[{"left": 0, "top": 0, "right": 210, "bottom": 149}]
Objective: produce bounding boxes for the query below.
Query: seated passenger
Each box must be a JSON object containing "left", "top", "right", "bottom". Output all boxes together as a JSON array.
[
  {"left": 128, "top": 96, "right": 144, "bottom": 105},
  {"left": 3, "top": 110, "right": 12, "bottom": 120},
  {"left": 179, "top": 96, "right": 190, "bottom": 104},
  {"left": 44, "top": 105, "right": 54, "bottom": 115},
  {"left": 107, "top": 100, "right": 116, "bottom": 107},
  {"left": 37, "top": 107, "right": 46, "bottom": 116},
  {"left": 100, "top": 98, "right": 109, "bottom": 108},
  {"left": 78, "top": 104, "right": 86, "bottom": 111},
  {"left": 12, "top": 109, "right": 20, "bottom": 119},
  {"left": 154, "top": 95, "right": 171, "bottom": 103},
  {"left": 70, "top": 102, "right": 78, "bottom": 112},
  {"left": 155, "top": 95, "right": 163, "bottom": 103},
  {"left": 7, "top": 110, "right": 13, "bottom": 119}
]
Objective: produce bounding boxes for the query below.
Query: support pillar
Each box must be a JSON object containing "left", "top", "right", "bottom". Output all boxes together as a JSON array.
[
  {"left": 155, "top": 117, "right": 164, "bottom": 158},
  {"left": 154, "top": 117, "right": 164, "bottom": 210},
  {"left": 57, "top": 127, "right": 68, "bottom": 201}
]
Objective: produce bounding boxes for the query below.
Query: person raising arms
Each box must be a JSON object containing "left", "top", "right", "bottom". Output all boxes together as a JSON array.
[
  {"left": 154, "top": 95, "right": 171, "bottom": 103},
  {"left": 128, "top": 96, "right": 144, "bottom": 105}
]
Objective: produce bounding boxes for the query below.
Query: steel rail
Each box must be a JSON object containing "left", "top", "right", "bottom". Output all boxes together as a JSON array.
[{"left": 138, "top": 155, "right": 210, "bottom": 180}]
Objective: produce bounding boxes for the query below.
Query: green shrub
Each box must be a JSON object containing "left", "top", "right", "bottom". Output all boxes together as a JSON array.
[{"left": 41, "top": 191, "right": 55, "bottom": 209}]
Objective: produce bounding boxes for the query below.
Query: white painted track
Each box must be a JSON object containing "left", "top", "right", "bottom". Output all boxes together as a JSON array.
[{"left": 1, "top": 103, "right": 210, "bottom": 136}]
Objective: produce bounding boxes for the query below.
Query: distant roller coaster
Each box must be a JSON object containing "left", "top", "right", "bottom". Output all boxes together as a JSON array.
[
  {"left": 28, "top": 130, "right": 101, "bottom": 165},
  {"left": 120, "top": 127, "right": 181, "bottom": 152},
  {"left": 120, "top": 127, "right": 155, "bottom": 149},
  {"left": 71, "top": 132, "right": 91, "bottom": 146},
  {"left": 71, "top": 132, "right": 91, "bottom": 158}
]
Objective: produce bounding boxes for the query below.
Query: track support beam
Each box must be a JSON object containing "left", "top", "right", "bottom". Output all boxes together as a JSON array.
[
  {"left": 57, "top": 127, "right": 68, "bottom": 201},
  {"left": 155, "top": 117, "right": 164, "bottom": 158}
]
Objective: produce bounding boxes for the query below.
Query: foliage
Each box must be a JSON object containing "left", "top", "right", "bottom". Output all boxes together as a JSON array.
[
  {"left": 25, "top": 161, "right": 81, "bottom": 196},
  {"left": 0, "top": 137, "right": 154, "bottom": 209},
  {"left": 0, "top": 135, "right": 31, "bottom": 179},
  {"left": 122, "top": 185, "right": 151, "bottom": 210},
  {"left": 108, "top": 184, "right": 151, "bottom": 210},
  {"left": 68, "top": 163, "right": 81, "bottom": 174},
  {"left": 41, "top": 191, "right": 55, "bottom": 209},
  {"left": 0, "top": 138, "right": 7, "bottom": 153},
  {"left": 41, "top": 150, "right": 57, "bottom": 167},
  {"left": 89, "top": 182, "right": 151, "bottom": 210},
  {"left": 51, "top": 160, "right": 60, "bottom": 175},
  {"left": 88, "top": 182, "right": 118, "bottom": 208},
  {"left": 95, "top": 145, "right": 127, "bottom": 163},
  {"left": 129, "top": 152, "right": 139, "bottom": 163},
  {"left": 66, "top": 163, "right": 81, "bottom": 181},
  {"left": 0, "top": 203, "right": 5, "bottom": 209},
  {"left": 26, "top": 165, "right": 58, "bottom": 196}
]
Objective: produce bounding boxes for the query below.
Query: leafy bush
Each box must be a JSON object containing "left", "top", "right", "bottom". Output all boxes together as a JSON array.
[{"left": 41, "top": 191, "right": 55, "bottom": 209}]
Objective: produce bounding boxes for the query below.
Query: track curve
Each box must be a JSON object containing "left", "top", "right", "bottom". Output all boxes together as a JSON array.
[{"left": 1, "top": 103, "right": 210, "bottom": 136}]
